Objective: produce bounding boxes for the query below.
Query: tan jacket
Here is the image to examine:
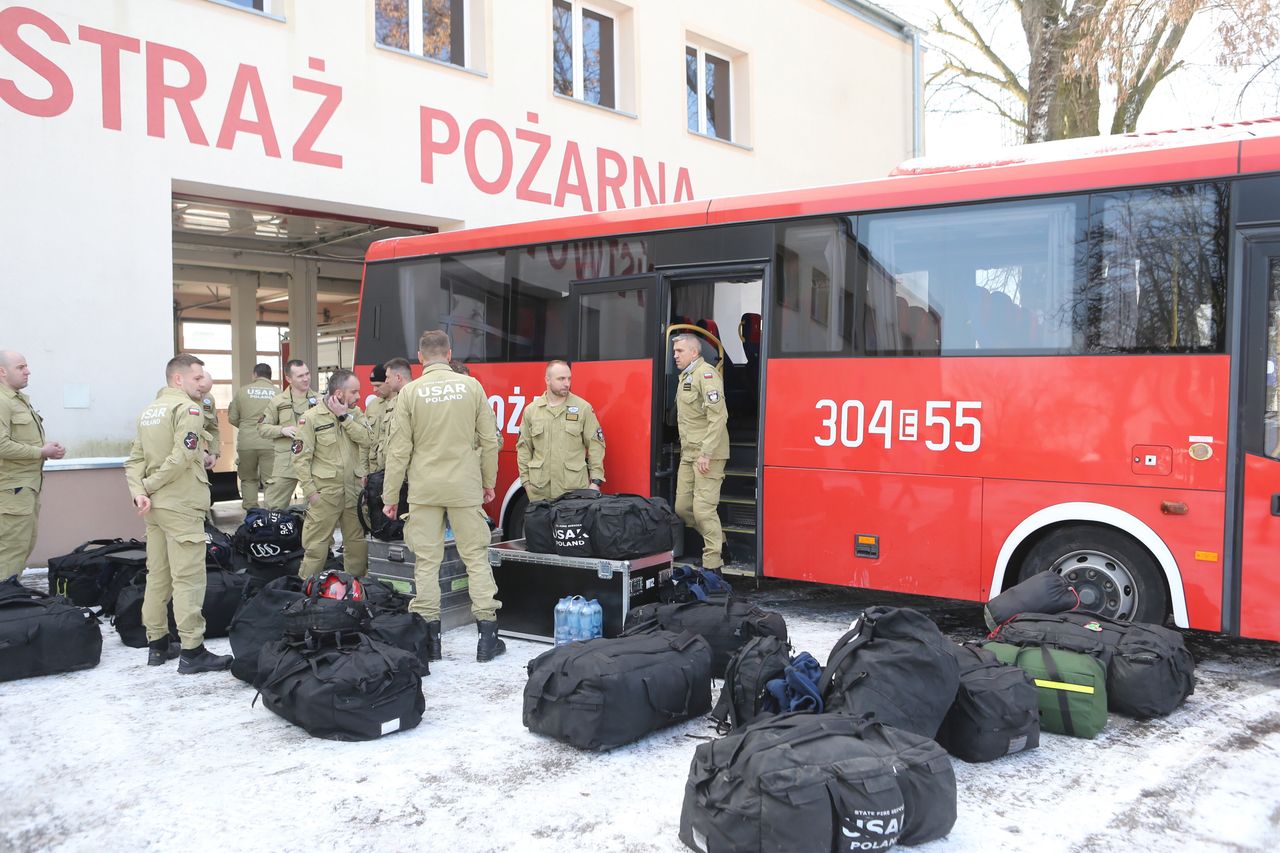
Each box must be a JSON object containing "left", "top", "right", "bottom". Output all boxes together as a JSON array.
[
  {"left": 258, "top": 388, "right": 319, "bottom": 477},
  {"left": 228, "top": 378, "right": 277, "bottom": 451},
  {"left": 364, "top": 394, "right": 397, "bottom": 473},
  {"left": 382, "top": 362, "right": 499, "bottom": 508},
  {"left": 200, "top": 394, "right": 220, "bottom": 459},
  {"left": 295, "top": 402, "right": 372, "bottom": 500},
  {"left": 0, "top": 385, "right": 45, "bottom": 492},
  {"left": 675, "top": 357, "right": 730, "bottom": 461},
  {"left": 124, "top": 387, "right": 209, "bottom": 515},
  {"left": 516, "top": 392, "right": 605, "bottom": 497}
]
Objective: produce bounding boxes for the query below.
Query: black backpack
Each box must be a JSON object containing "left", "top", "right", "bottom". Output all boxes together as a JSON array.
[
  {"left": 623, "top": 598, "right": 788, "bottom": 678},
  {"left": 708, "top": 634, "right": 790, "bottom": 733},
  {"left": 935, "top": 643, "right": 1040, "bottom": 763},
  {"left": 0, "top": 577, "right": 102, "bottom": 682},
  {"left": 357, "top": 470, "right": 409, "bottom": 541},
  {"left": 679, "top": 713, "right": 957, "bottom": 852},
  {"left": 46, "top": 538, "right": 145, "bottom": 608},
  {"left": 984, "top": 571, "right": 1080, "bottom": 630},
  {"left": 524, "top": 631, "right": 712, "bottom": 751},
  {"left": 254, "top": 635, "right": 426, "bottom": 741},
  {"left": 204, "top": 522, "right": 235, "bottom": 571},
  {"left": 818, "top": 607, "right": 960, "bottom": 739},
  {"left": 282, "top": 571, "right": 373, "bottom": 647},
  {"left": 233, "top": 510, "right": 303, "bottom": 562},
  {"left": 362, "top": 577, "right": 412, "bottom": 616},
  {"left": 523, "top": 489, "right": 600, "bottom": 554},
  {"left": 589, "top": 494, "right": 677, "bottom": 559}
]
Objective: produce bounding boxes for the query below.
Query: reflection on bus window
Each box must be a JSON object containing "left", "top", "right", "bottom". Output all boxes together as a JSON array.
[
  {"left": 579, "top": 288, "right": 647, "bottom": 360},
  {"left": 775, "top": 219, "right": 856, "bottom": 355},
  {"left": 1266, "top": 258, "right": 1280, "bottom": 459}
]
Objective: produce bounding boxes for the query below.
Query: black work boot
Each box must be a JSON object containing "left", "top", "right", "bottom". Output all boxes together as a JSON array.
[
  {"left": 426, "top": 620, "right": 443, "bottom": 662},
  {"left": 476, "top": 620, "right": 506, "bottom": 662},
  {"left": 177, "top": 644, "right": 233, "bottom": 674},
  {"left": 147, "top": 637, "right": 180, "bottom": 667}
]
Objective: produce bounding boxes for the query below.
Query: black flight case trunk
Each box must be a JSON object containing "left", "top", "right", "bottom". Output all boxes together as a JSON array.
[{"left": 366, "top": 527, "right": 503, "bottom": 629}]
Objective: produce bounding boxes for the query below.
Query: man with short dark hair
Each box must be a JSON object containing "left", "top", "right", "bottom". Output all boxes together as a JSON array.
[
  {"left": 125, "top": 353, "right": 231, "bottom": 673},
  {"left": 228, "top": 363, "right": 277, "bottom": 510},
  {"left": 364, "top": 362, "right": 387, "bottom": 412},
  {"left": 258, "top": 359, "right": 316, "bottom": 509},
  {"left": 517, "top": 360, "right": 606, "bottom": 502},
  {"left": 366, "top": 358, "right": 412, "bottom": 473},
  {"left": 0, "top": 350, "right": 64, "bottom": 581},
  {"left": 383, "top": 330, "right": 503, "bottom": 662}
]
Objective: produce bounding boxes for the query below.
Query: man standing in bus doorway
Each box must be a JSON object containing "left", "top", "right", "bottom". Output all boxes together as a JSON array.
[
  {"left": 228, "top": 363, "right": 277, "bottom": 510},
  {"left": 0, "top": 351, "right": 65, "bottom": 582},
  {"left": 672, "top": 334, "right": 730, "bottom": 572},
  {"left": 366, "top": 359, "right": 412, "bottom": 474},
  {"left": 296, "top": 369, "right": 372, "bottom": 577},
  {"left": 382, "top": 330, "right": 503, "bottom": 663},
  {"left": 258, "top": 359, "right": 317, "bottom": 510},
  {"left": 516, "top": 360, "right": 606, "bottom": 501},
  {"left": 125, "top": 353, "right": 232, "bottom": 673}
]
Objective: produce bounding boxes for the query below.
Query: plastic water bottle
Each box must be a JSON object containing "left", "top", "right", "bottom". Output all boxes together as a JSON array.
[
  {"left": 588, "top": 599, "right": 603, "bottom": 640},
  {"left": 566, "top": 595, "right": 586, "bottom": 641},
  {"left": 554, "top": 596, "right": 573, "bottom": 645},
  {"left": 573, "top": 597, "right": 593, "bottom": 641}
]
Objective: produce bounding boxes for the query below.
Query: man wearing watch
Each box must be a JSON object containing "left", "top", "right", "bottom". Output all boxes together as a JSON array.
[
  {"left": 516, "top": 360, "right": 607, "bottom": 502},
  {"left": 295, "top": 369, "right": 372, "bottom": 577}
]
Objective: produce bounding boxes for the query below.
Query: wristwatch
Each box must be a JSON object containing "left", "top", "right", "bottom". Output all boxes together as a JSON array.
[
  {"left": 590, "top": 478, "right": 604, "bottom": 486},
  {"left": 337, "top": 413, "right": 348, "bottom": 422}
]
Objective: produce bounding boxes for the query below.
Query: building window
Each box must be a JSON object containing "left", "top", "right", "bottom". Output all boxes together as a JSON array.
[
  {"left": 686, "top": 46, "right": 731, "bottom": 140},
  {"left": 552, "top": 1, "right": 617, "bottom": 110},
  {"left": 205, "top": 0, "right": 281, "bottom": 16},
  {"left": 376, "top": 0, "right": 467, "bottom": 67}
]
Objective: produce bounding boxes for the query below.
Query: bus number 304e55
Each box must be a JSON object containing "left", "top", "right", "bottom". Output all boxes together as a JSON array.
[{"left": 814, "top": 400, "right": 983, "bottom": 452}]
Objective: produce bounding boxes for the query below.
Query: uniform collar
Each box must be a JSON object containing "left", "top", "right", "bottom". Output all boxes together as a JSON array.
[
  {"left": 422, "top": 361, "right": 454, "bottom": 376},
  {"left": 160, "top": 386, "right": 195, "bottom": 403},
  {"left": 0, "top": 384, "right": 28, "bottom": 405},
  {"left": 682, "top": 357, "right": 705, "bottom": 379},
  {"left": 288, "top": 387, "right": 313, "bottom": 402}
]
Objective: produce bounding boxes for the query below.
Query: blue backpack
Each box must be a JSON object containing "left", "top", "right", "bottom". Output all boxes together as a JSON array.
[{"left": 661, "top": 566, "right": 733, "bottom": 603}]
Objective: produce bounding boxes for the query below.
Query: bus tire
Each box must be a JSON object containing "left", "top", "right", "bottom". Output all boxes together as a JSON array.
[
  {"left": 504, "top": 492, "right": 529, "bottom": 541},
  {"left": 1017, "top": 525, "right": 1168, "bottom": 624}
]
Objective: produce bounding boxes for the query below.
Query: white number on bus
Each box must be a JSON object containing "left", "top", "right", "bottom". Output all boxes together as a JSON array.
[{"left": 814, "top": 399, "right": 982, "bottom": 452}]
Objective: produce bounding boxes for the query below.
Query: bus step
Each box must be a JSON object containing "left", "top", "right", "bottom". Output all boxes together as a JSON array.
[
  {"left": 724, "top": 528, "right": 757, "bottom": 566},
  {"left": 718, "top": 501, "right": 756, "bottom": 529},
  {"left": 728, "top": 441, "right": 757, "bottom": 468},
  {"left": 722, "top": 469, "right": 757, "bottom": 500}
]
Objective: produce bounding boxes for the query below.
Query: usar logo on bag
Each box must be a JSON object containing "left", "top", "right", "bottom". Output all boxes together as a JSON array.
[
  {"left": 838, "top": 803, "right": 903, "bottom": 850},
  {"left": 553, "top": 524, "right": 589, "bottom": 543}
]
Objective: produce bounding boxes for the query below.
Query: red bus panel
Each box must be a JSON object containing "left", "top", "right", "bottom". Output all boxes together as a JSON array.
[{"left": 1239, "top": 453, "right": 1280, "bottom": 641}]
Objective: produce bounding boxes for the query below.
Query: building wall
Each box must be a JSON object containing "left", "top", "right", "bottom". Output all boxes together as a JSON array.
[{"left": 0, "top": 0, "right": 915, "bottom": 456}]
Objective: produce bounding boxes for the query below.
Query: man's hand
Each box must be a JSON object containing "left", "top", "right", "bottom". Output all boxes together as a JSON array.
[
  {"left": 697, "top": 454, "right": 711, "bottom": 475},
  {"left": 361, "top": 476, "right": 367, "bottom": 488},
  {"left": 40, "top": 442, "right": 64, "bottom": 460},
  {"left": 325, "top": 394, "right": 348, "bottom": 417},
  {"left": 483, "top": 487, "right": 496, "bottom": 504},
  {"left": 133, "top": 495, "right": 152, "bottom": 515},
  {"left": 589, "top": 482, "right": 601, "bottom": 492},
  {"left": 203, "top": 452, "right": 216, "bottom": 470},
  {"left": 281, "top": 425, "right": 298, "bottom": 439},
  {"left": 383, "top": 504, "right": 399, "bottom": 521},
  {"left": 306, "top": 492, "right": 320, "bottom": 505}
]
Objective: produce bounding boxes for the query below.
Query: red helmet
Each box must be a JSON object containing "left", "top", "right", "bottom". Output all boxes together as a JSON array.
[{"left": 304, "top": 570, "right": 365, "bottom": 602}]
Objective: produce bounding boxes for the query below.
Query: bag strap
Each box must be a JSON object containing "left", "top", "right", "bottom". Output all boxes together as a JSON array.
[
  {"left": 1037, "top": 645, "right": 1075, "bottom": 738},
  {"left": 642, "top": 670, "right": 693, "bottom": 721},
  {"left": 816, "top": 616, "right": 873, "bottom": 695},
  {"left": 709, "top": 645, "right": 744, "bottom": 732}
]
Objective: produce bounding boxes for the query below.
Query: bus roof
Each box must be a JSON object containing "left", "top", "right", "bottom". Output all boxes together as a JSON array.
[{"left": 367, "top": 118, "right": 1280, "bottom": 262}]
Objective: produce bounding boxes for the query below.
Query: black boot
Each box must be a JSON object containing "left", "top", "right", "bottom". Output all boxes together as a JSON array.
[
  {"left": 147, "top": 637, "right": 180, "bottom": 667},
  {"left": 476, "top": 620, "right": 506, "bottom": 662},
  {"left": 426, "top": 620, "right": 442, "bottom": 662},
  {"left": 177, "top": 644, "right": 233, "bottom": 674}
]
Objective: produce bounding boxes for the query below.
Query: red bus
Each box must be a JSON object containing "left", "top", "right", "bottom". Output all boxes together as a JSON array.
[{"left": 355, "top": 119, "right": 1280, "bottom": 641}]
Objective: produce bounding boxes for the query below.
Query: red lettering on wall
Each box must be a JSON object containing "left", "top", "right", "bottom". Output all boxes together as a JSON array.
[
  {"left": 291, "top": 61, "right": 342, "bottom": 168},
  {"left": 554, "top": 141, "right": 592, "bottom": 211},
  {"left": 464, "top": 118, "right": 513, "bottom": 194},
  {"left": 673, "top": 166, "right": 695, "bottom": 203},
  {"left": 78, "top": 26, "right": 139, "bottom": 131},
  {"left": 0, "top": 6, "right": 73, "bottom": 118},
  {"left": 217, "top": 63, "right": 280, "bottom": 156},
  {"left": 419, "top": 105, "right": 459, "bottom": 183},
  {"left": 633, "top": 158, "right": 665, "bottom": 207},
  {"left": 514, "top": 113, "right": 552, "bottom": 205},
  {"left": 596, "top": 147, "right": 627, "bottom": 212},
  {"left": 145, "top": 41, "right": 208, "bottom": 144}
]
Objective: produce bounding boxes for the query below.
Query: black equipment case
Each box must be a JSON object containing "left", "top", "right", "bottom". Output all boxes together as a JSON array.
[{"left": 366, "top": 526, "right": 503, "bottom": 628}]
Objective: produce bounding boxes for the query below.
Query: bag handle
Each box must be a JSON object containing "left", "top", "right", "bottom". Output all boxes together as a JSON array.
[
  {"left": 816, "top": 615, "right": 873, "bottom": 695},
  {"left": 642, "top": 670, "right": 693, "bottom": 721},
  {"left": 1036, "top": 645, "right": 1076, "bottom": 738}
]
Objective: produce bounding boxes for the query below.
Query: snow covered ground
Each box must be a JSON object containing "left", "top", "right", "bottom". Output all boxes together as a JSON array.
[{"left": 2, "top": 579, "right": 1279, "bottom": 853}]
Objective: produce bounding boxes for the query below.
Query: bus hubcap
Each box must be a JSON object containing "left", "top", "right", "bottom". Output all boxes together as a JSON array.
[{"left": 1050, "top": 549, "right": 1138, "bottom": 622}]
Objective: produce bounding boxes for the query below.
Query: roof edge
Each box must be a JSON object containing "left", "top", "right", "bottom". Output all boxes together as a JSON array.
[{"left": 824, "top": 0, "right": 920, "bottom": 40}]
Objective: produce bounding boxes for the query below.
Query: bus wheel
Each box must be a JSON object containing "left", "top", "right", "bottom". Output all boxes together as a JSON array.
[
  {"left": 504, "top": 492, "right": 529, "bottom": 541},
  {"left": 1018, "top": 526, "right": 1168, "bottom": 624}
]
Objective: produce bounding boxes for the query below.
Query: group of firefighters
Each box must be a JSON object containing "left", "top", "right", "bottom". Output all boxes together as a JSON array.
[{"left": 0, "top": 331, "right": 729, "bottom": 676}]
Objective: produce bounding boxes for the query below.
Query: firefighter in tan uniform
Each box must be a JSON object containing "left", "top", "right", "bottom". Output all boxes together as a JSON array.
[
  {"left": 257, "top": 359, "right": 317, "bottom": 509},
  {"left": 296, "top": 369, "right": 373, "bottom": 577},
  {"left": 365, "top": 358, "right": 412, "bottom": 474},
  {"left": 672, "top": 334, "right": 730, "bottom": 571},
  {"left": 0, "top": 351, "right": 65, "bottom": 581},
  {"left": 516, "top": 360, "right": 606, "bottom": 501},
  {"left": 197, "top": 372, "right": 220, "bottom": 462},
  {"left": 228, "top": 364, "right": 277, "bottom": 509},
  {"left": 125, "top": 354, "right": 232, "bottom": 673},
  {"left": 383, "top": 330, "right": 502, "bottom": 663}
]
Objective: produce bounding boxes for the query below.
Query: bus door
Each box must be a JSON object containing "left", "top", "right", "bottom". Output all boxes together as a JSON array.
[
  {"left": 1232, "top": 234, "right": 1280, "bottom": 640},
  {"left": 657, "top": 264, "right": 769, "bottom": 575},
  {"left": 567, "top": 274, "right": 660, "bottom": 499}
]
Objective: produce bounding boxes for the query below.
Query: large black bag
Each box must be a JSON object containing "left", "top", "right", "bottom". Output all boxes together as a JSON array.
[
  {"left": 0, "top": 577, "right": 102, "bottom": 681},
  {"left": 362, "top": 577, "right": 412, "bottom": 616},
  {"left": 523, "top": 631, "right": 713, "bottom": 751},
  {"left": 589, "top": 494, "right": 677, "bottom": 559},
  {"left": 367, "top": 610, "right": 433, "bottom": 669},
  {"left": 708, "top": 634, "right": 790, "bottom": 733},
  {"left": 46, "top": 538, "right": 146, "bottom": 608},
  {"left": 112, "top": 576, "right": 172, "bottom": 648},
  {"left": 98, "top": 551, "right": 149, "bottom": 616},
  {"left": 204, "top": 522, "right": 235, "bottom": 571},
  {"left": 680, "top": 713, "right": 957, "bottom": 851},
  {"left": 935, "top": 643, "right": 1040, "bottom": 763},
  {"left": 254, "top": 635, "right": 426, "bottom": 741},
  {"left": 818, "top": 607, "right": 960, "bottom": 739},
  {"left": 624, "top": 598, "right": 788, "bottom": 678},
  {"left": 984, "top": 571, "right": 1079, "bottom": 630},
  {"left": 523, "top": 489, "right": 601, "bottom": 555},
  {"left": 229, "top": 575, "right": 305, "bottom": 684},
  {"left": 244, "top": 549, "right": 305, "bottom": 597},
  {"left": 357, "top": 470, "right": 409, "bottom": 541},
  {"left": 111, "top": 569, "right": 245, "bottom": 647},
  {"left": 233, "top": 509, "right": 303, "bottom": 561}
]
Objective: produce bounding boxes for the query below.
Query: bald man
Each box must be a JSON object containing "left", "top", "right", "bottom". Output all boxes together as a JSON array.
[{"left": 0, "top": 351, "right": 65, "bottom": 581}]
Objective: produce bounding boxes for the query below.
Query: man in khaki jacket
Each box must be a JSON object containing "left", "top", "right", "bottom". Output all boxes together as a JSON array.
[
  {"left": 258, "top": 359, "right": 317, "bottom": 509},
  {"left": 0, "top": 350, "right": 65, "bottom": 581},
  {"left": 296, "top": 369, "right": 372, "bottom": 577},
  {"left": 125, "top": 353, "right": 232, "bottom": 673},
  {"left": 228, "top": 363, "right": 277, "bottom": 510},
  {"left": 672, "top": 334, "right": 730, "bottom": 571},
  {"left": 383, "top": 330, "right": 502, "bottom": 663},
  {"left": 365, "top": 358, "right": 412, "bottom": 474},
  {"left": 516, "top": 360, "right": 605, "bottom": 501}
]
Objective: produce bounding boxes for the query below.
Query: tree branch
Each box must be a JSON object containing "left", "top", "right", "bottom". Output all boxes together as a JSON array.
[{"left": 939, "top": 0, "right": 1028, "bottom": 98}]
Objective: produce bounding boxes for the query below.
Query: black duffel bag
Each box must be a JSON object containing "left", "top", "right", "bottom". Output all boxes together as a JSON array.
[
  {"left": 244, "top": 549, "right": 305, "bottom": 597},
  {"left": 589, "top": 494, "right": 677, "bottom": 559},
  {"left": 0, "top": 577, "right": 102, "bottom": 682},
  {"left": 254, "top": 635, "right": 426, "bottom": 741},
  {"left": 357, "top": 470, "right": 409, "bottom": 541},
  {"left": 111, "top": 569, "right": 245, "bottom": 647},
  {"left": 818, "top": 607, "right": 960, "bottom": 739},
  {"left": 368, "top": 610, "right": 433, "bottom": 669},
  {"left": 46, "top": 538, "right": 146, "bottom": 608},
  {"left": 363, "top": 577, "right": 411, "bottom": 616},
  {"left": 523, "top": 489, "right": 600, "bottom": 555},
  {"left": 984, "top": 571, "right": 1080, "bottom": 630},
  {"left": 708, "top": 635, "right": 791, "bottom": 733},
  {"left": 524, "top": 631, "right": 712, "bottom": 751},
  {"left": 233, "top": 509, "right": 303, "bottom": 561},
  {"left": 935, "top": 643, "right": 1039, "bottom": 763},
  {"left": 680, "top": 712, "right": 957, "bottom": 852},
  {"left": 98, "top": 550, "right": 149, "bottom": 617},
  {"left": 229, "top": 575, "right": 305, "bottom": 683},
  {"left": 623, "top": 598, "right": 787, "bottom": 678}
]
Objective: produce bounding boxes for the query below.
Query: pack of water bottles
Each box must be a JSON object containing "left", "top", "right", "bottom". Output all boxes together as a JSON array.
[{"left": 554, "top": 595, "right": 603, "bottom": 644}]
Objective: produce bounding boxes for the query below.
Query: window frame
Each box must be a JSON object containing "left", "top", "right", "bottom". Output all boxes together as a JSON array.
[
  {"left": 202, "top": 0, "right": 285, "bottom": 21},
  {"left": 686, "top": 43, "right": 734, "bottom": 142},
  {"left": 375, "top": 0, "right": 477, "bottom": 72},
  {"left": 552, "top": 0, "right": 620, "bottom": 111}
]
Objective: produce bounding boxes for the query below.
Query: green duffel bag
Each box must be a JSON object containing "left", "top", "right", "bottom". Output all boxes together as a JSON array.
[{"left": 985, "top": 641, "right": 1108, "bottom": 739}]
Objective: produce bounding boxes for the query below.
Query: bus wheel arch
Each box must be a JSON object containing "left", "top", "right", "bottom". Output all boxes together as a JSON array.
[
  {"left": 500, "top": 482, "right": 529, "bottom": 541},
  {"left": 991, "top": 503, "right": 1186, "bottom": 627}
]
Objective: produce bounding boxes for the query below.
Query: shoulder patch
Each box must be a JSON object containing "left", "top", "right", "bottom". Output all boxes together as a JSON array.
[
  {"left": 707, "top": 389, "right": 721, "bottom": 404},
  {"left": 183, "top": 432, "right": 198, "bottom": 450},
  {"left": 291, "top": 439, "right": 303, "bottom": 455},
  {"left": 703, "top": 372, "right": 715, "bottom": 380},
  {"left": 187, "top": 407, "right": 200, "bottom": 416}
]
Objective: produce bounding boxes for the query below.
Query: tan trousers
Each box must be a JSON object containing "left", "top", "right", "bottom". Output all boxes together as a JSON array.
[
  {"left": 265, "top": 450, "right": 298, "bottom": 510},
  {"left": 0, "top": 486, "right": 39, "bottom": 581},
  {"left": 237, "top": 447, "right": 274, "bottom": 510},
  {"left": 676, "top": 458, "right": 726, "bottom": 569},
  {"left": 404, "top": 504, "right": 500, "bottom": 622},
  {"left": 142, "top": 507, "right": 207, "bottom": 650},
  {"left": 299, "top": 487, "right": 368, "bottom": 578}
]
